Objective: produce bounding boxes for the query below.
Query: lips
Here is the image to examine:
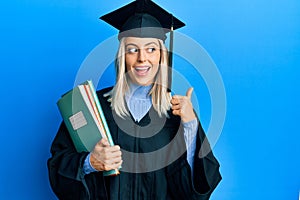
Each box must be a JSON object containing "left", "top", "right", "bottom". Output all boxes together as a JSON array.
[{"left": 134, "top": 66, "right": 151, "bottom": 76}]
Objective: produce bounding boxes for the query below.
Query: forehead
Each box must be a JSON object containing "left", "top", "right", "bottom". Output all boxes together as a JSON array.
[{"left": 124, "top": 37, "right": 160, "bottom": 46}]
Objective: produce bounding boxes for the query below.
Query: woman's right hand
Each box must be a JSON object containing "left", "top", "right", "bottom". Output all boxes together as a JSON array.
[{"left": 90, "top": 138, "right": 123, "bottom": 171}]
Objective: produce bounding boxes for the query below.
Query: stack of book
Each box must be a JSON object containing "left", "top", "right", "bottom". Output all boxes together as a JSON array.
[{"left": 57, "top": 80, "right": 119, "bottom": 176}]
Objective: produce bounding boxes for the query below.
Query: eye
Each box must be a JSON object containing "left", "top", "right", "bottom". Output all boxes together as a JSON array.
[
  {"left": 146, "top": 48, "right": 156, "bottom": 53},
  {"left": 127, "top": 48, "right": 138, "bottom": 53}
]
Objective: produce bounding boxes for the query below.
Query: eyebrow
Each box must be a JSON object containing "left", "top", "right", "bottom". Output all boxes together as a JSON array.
[{"left": 125, "top": 42, "right": 159, "bottom": 48}]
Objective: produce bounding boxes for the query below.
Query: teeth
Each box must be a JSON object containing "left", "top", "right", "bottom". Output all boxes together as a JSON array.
[{"left": 135, "top": 67, "right": 149, "bottom": 71}]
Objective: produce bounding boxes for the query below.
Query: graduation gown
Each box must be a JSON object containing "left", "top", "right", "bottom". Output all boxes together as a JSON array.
[{"left": 47, "top": 87, "right": 221, "bottom": 200}]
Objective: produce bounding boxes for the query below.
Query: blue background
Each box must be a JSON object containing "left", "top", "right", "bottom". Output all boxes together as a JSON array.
[{"left": 1, "top": 0, "right": 299, "bottom": 199}]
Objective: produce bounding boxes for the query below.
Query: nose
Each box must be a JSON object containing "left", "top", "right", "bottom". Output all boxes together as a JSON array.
[{"left": 138, "top": 49, "right": 146, "bottom": 62}]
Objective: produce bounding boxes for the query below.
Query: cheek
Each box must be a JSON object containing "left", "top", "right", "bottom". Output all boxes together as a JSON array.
[
  {"left": 150, "top": 52, "right": 161, "bottom": 65},
  {"left": 125, "top": 61, "right": 130, "bottom": 72},
  {"left": 125, "top": 55, "right": 133, "bottom": 71}
]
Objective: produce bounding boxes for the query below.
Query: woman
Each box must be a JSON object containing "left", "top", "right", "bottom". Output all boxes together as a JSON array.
[{"left": 48, "top": 0, "right": 221, "bottom": 199}]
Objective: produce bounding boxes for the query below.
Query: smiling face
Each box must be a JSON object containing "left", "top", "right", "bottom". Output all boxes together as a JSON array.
[{"left": 124, "top": 37, "right": 161, "bottom": 86}]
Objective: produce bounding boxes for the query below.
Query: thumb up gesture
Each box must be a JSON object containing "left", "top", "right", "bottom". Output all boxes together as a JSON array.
[{"left": 171, "top": 87, "right": 196, "bottom": 123}]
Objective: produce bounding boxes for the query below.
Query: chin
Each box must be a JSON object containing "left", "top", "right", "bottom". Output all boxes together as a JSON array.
[{"left": 132, "top": 79, "right": 153, "bottom": 86}]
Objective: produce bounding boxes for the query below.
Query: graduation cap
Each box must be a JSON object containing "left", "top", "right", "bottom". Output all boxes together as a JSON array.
[{"left": 100, "top": 0, "right": 185, "bottom": 90}]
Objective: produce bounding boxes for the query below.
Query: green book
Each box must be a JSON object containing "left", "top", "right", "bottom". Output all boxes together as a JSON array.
[{"left": 57, "top": 80, "right": 119, "bottom": 176}]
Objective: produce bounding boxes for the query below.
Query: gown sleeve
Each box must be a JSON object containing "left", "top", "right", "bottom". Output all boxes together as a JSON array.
[
  {"left": 167, "top": 118, "right": 222, "bottom": 200},
  {"left": 47, "top": 122, "right": 106, "bottom": 200}
]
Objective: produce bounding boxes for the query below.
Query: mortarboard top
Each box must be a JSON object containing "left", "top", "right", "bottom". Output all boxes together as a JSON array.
[{"left": 100, "top": 0, "right": 185, "bottom": 41}]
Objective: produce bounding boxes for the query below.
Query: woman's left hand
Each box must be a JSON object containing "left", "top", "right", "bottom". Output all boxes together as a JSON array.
[{"left": 171, "top": 87, "right": 196, "bottom": 123}]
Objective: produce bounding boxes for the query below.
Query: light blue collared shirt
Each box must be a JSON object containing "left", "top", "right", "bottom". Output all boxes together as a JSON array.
[{"left": 83, "top": 85, "right": 198, "bottom": 175}]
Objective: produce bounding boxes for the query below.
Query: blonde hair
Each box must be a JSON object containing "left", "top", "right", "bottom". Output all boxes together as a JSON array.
[{"left": 105, "top": 37, "right": 171, "bottom": 118}]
